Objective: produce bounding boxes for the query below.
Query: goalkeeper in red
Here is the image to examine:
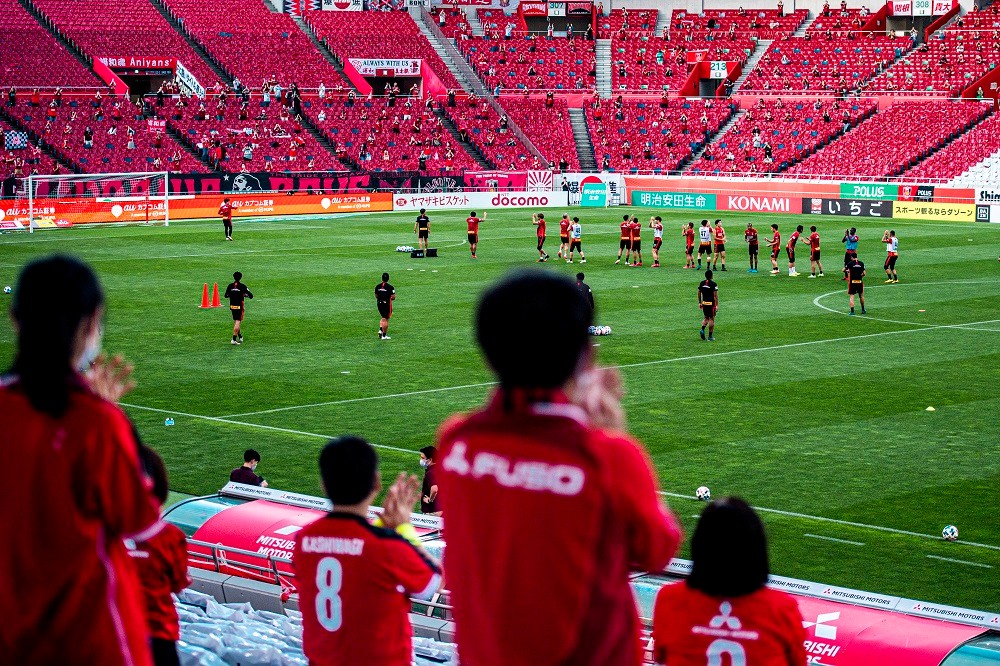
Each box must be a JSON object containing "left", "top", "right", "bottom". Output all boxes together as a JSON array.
[{"left": 224, "top": 271, "right": 253, "bottom": 345}]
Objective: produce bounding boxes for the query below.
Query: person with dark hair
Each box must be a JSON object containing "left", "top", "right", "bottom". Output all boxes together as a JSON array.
[
  {"left": 847, "top": 256, "right": 867, "bottom": 315},
  {"left": 806, "top": 225, "right": 824, "bottom": 278},
  {"left": 616, "top": 214, "right": 632, "bottom": 265},
  {"left": 786, "top": 224, "right": 804, "bottom": 277},
  {"left": 219, "top": 197, "right": 234, "bottom": 240},
  {"left": 882, "top": 229, "right": 899, "bottom": 283},
  {"left": 466, "top": 210, "right": 484, "bottom": 259},
  {"left": 414, "top": 208, "right": 431, "bottom": 252},
  {"left": 294, "top": 436, "right": 442, "bottom": 666},
  {"left": 711, "top": 219, "right": 727, "bottom": 271},
  {"left": 532, "top": 212, "right": 549, "bottom": 262},
  {"left": 567, "top": 216, "right": 585, "bottom": 263},
  {"left": 575, "top": 272, "right": 594, "bottom": 311},
  {"left": 744, "top": 222, "right": 759, "bottom": 273},
  {"left": 698, "top": 269, "right": 719, "bottom": 341},
  {"left": 375, "top": 272, "right": 396, "bottom": 340},
  {"left": 230, "top": 448, "right": 268, "bottom": 486},
  {"left": 224, "top": 271, "right": 253, "bottom": 345},
  {"left": 842, "top": 227, "right": 859, "bottom": 281},
  {"left": 436, "top": 271, "right": 681, "bottom": 666},
  {"left": 649, "top": 215, "right": 664, "bottom": 268},
  {"left": 128, "top": 447, "right": 191, "bottom": 666},
  {"left": 419, "top": 445, "right": 441, "bottom": 515},
  {"left": 0, "top": 255, "right": 160, "bottom": 665},
  {"left": 765, "top": 223, "right": 781, "bottom": 275},
  {"left": 652, "top": 498, "right": 807, "bottom": 665}
]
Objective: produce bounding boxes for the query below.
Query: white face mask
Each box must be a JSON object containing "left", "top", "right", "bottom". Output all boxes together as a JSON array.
[
  {"left": 419, "top": 459, "right": 429, "bottom": 468},
  {"left": 78, "top": 326, "right": 103, "bottom": 372}
]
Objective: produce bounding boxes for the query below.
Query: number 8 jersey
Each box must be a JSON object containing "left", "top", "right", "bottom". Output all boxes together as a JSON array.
[{"left": 294, "top": 514, "right": 441, "bottom": 665}]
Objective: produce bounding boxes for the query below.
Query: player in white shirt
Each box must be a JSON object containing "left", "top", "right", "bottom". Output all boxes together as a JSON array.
[
  {"left": 649, "top": 216, "right": 664, "bottom": 268},
  {"left": 881, "top": 229, "right": 899, "bottom": 283},
  {"left": 567, "top": 216, "right": 586, "bottom": 263},
  {"left": 697, "top": 220, "right": 713, "bottom": 269}
]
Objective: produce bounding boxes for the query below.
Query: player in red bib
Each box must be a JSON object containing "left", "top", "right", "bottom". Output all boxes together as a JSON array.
[
  {"left": 219, "top": 197, "right": 234, "bottom": 240},
  {"left": 744, "top": 222, "right": 759, "bottom": 273},
  {"left": 557, "top": 214, "right": 571, "bottom": 259},
  {"left": 683, "top": 222, "right": 696, "bottom": 268},
  {"left": 806, "top": 225, "right": 824, "bottom": 278},
  {"left": 711, "top": 219, "right": 727, "bottom": 271},
  {"left": 532, "top": 212, "right": 549, "bottom": 262},
  {"left": 785, "top": 224, "right": 803, "bottom": 277},
  {"left": 629, "top": 215, "right": 643, "bottom": 266},
  {"left": 616, "top": 214, "right": 632, "bottom": 265},
  {"left": 294, "top": 436, "right": 442, "bottom": 666},
  {"left": 466, "top": 210, "right": 485, "bottom": 259},
  {"left": 653, "top": 498, "right": 807, "bottom": 666},
  {"left": 764, "top": 224, "right": 781, "bottom": 275},
  {"left": 129, "top": 447, "right": 191, "bottom": 666},
  {"left": 437, "top": 273, "right": 682, "bottom": 666}
]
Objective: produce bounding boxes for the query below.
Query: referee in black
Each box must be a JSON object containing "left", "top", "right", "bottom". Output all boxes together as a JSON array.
[
  {"left": 224, "top": 271, "right": 253, "bottom": 345},
  {"left": 414, "top": 208, "right": 431, "bottom": 252},
  {"left": 375, "top": 272, "right": 396, "bottom": 340}
]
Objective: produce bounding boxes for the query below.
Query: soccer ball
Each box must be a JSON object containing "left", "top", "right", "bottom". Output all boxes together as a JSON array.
[
  {"left": 942, "top": 525, "right": 959, "bottom": 541},
  {"left": 696, "top": 486, "right": 712, "bottom": 501},
  {"left": 2, "top": 286, "right": 10, "bottom": 294}
]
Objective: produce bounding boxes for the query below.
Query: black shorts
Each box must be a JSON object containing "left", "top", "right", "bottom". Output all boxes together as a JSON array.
[
  {"left": 230, "top": 305, "right": 244, "bottom": 321},
  {"left": 418, "top": 228, "right": 429, "bottom": 239},
  {"left": 468, "top": 232, "right": 478, "bottom": 244},
  {"left": 749, "top": 243, "right": 759, "bottom": 256},
  {"left": 714, "top": 243, "right": 725, "bottom": 253},
  {"left": 702, "top": 303, "right": 716, "bottom": 318},
  {"left": 848, "top": 281, "right": 864, "bottom": 295},
  {"left": 631, "top": 240, "right": 641, "bottom": 252},
  {"left": 570, "top": 239, "right": 582, "bottom": 251},
  {"left": 786, "top": 248, "right": 795, "bottom": 262},
  {"left": 620, "top": 239, "right": 630, "bottom": 250},
  {"left": 377, "top": 302, "right": 392, "bottom": 319},
  {"left": 811, "top": 249, "right": 821, "bottom": 261},
  {"left": 698, "top": 242, "right": 712, "bottom": 255},
  {"left": 537, "top": 236, "right": 546, "bottom": 250},
  {"left": 560, "top": 235, "right": 569, "bottom": 244},
  {"left": 653, "top": 238, "right": 662, "bottom": 250},
  {"left": 885, "top": 254, "right": 897, "bottom": 270},
  {"left": 844, "top": 250, "right": 857, "bottom": 265}
]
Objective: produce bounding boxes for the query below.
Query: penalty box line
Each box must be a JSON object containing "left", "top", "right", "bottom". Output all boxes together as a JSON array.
[{"left": 217, "top": 315, "right": 1000, "bottom": 419}]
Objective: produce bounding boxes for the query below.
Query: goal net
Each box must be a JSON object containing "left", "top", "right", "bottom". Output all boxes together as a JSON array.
[{"left": 24, "top": 171, "right": 169, "bottom": 232}]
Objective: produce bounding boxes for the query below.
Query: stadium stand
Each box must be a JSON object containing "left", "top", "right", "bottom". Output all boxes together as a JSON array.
[
  {"left": 155, "top": 93, "right": 340, "bottom": 173},
  {"left": 597, "top": 8, "right": 659, "bottom": 39},
  {"left": 457, "top": 35, "right": 597, "bottom": 92},
  {"left": 806, "top": 7, "right": 869, "bottom": 34},
  {"left": 477, "top": 8, "right": 523, "bottom": 35},
  {"left": 304, "top": 10, "right": 462, "bottom": 91},
  {"left": 738, "top": 34, "right": 912, "bottom": 95},
  {"left": 586, "top": 98, "right": 735, "bottom": 173},
  {"left": 688, "top": 97, "right": 876, "bottom": 175},
  {"left": 433, "top": 6, "right": 473, "bottom": 40},
  {"left": 902, "top": 112, "right": 1000, "bottom": 181},
  {"left": 301, "top": 95, "right": 478, "bottom": 172},
  {"left": 13, "top": 93, "right": 205, "bottom": 173},
  {"left": 669, "top": 8, "right": 809, "bottom": 40},
  {"left": 27, "top": 0, "right": 218, "bottom": 91},
  {"left": 443, "top": 94, "right": 543, "bottom": 169},
  {"left": 158, "top": 0, "right": 344, "bottom": 89},
  {"left": 610, "top": 36, "right": 756, "bottom": 93},
  {"left": 0, "top": 0, "right": 102, "bottom": 88},
  {"left": 498, "top": 96, "right": 580, "bottom": 170},
  {"left": 1, "top": 119, "right": 61, "bottom": 178},
  {"left": 786, "top": 100, "right": 989, "bottom": 179}
]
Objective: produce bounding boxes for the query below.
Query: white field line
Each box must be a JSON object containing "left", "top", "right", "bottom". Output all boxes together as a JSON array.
[
  {"left": 926, "top": 555, "right": 994, "bottom": 568},
  {"left": 804, "top": 533, "right": 866, "bottom": 546},
  {"left": 658, "top": 491, "right": 1000, "bottom": 552}
]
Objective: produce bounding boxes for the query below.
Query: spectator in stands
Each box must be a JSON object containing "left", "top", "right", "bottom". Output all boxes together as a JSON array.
[
  {"left": 653, "top": 498, "right": 807, "bottom": 665},
  {"left": 230, "top": 449, "right": 268, "bottom": 487},
  {"left": 436, "top": 271, "right": 682, "bottom": 666},
  {"left": 83, "top": 126, "right": 94, "bottom": 149},
  {"left": 129, "top": 446, "right": 190, "bottom": 666},
  {"left": 6, "top": 86, "right": 14, "bottom": 108},
  {"left": 1, "top": 255, "right": 159, "bottom": 665}
]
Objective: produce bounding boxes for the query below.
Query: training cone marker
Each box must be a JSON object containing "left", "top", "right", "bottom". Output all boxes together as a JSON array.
[
  {"left": 198, "top": 283, "right": 211, "bottom": 308},
  {"left": 926, "top": 406, "right": 936, "bottom": 412},
  {"left": 211, "top": 283, "right": 221, "bottom": 308}
]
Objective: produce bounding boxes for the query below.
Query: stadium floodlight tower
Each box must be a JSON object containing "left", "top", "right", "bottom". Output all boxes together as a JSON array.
[{"left": 24, "top": 170, "right": 170, "bottom": 232}]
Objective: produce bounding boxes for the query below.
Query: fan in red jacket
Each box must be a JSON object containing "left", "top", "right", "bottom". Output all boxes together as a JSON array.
[
  {"left": 437, "top": 272, "right": 682, "bottom": 666},
  {"left": 0, "top": 256, "right": 160, "bottom": 666},
  {"left": 653, "top": 497, "right": 808, "bottom": 666},
  {"left": 129, "top": 447, "right": 191, "bottom": 666}
]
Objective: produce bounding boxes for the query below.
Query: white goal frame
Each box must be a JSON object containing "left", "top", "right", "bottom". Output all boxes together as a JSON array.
[{"left": 24, "top": 171, "right": 170, "bottom": 232}]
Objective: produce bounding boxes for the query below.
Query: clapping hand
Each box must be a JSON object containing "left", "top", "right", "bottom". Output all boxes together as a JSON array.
[
  {"left": 381, "top": 472, "right": 421, "bottom": 529},
  {"left": 570, "top": 366, "right": 625, "bottom": 431},
  {"left": 86, "top": 353, "right": 136, "bottom": 404}
]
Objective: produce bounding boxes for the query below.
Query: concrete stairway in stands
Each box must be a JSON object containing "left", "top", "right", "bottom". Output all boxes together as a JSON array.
[
  {"left": 147, "top": 0, "right": 232, "bottom": 87},
  {"left": 413, "top": 9, "right": 487, "bottom": 95},
  {"left": 731, "top": 40, "right": 770, "bottom": 93},
  {"left": 293, "top": 15, "right": 356, "bottom": 90},
  {"left": 595, "top": 39, "right": 612, "bottom": 98},
  {"left": 465, "top": 7, "right": 484, "bottom": 36},
  {"left": 568, "top": 108, "right": 597, "bottom": 171}
]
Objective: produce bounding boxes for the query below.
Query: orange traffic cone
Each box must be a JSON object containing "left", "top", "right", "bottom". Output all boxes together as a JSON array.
[
  {"left": 198, "top": 283, "right": 210, "bottom": 308},
  {"left": 211, "top": 283, "right": 221, "bottom": 307}
]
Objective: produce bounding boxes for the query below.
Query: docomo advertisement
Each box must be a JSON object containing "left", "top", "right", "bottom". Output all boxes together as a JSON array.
[
  {"left": 348, "top": 58, "right": 421, "bottom": 77},
  {"left": 393, "top": 190, "right": 570, "bottom": 212},
  {"left": 28, "top": 192, "right": 392, "bottom": 226}
]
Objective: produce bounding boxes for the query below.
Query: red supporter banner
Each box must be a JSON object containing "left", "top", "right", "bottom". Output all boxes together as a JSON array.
[
  {"left": 567, "top": 1, "right": 592, "bottom": 14},
  {"left": 932, "top": 0, "right": 952, "bottom": 12},
  {"left": 320, "top": 0, "right": 363, "bottom": 9},
  {"left": 686, "top": 50, "right": 709, "bottom": 65},
  {"left": 348, "top": 58, "right": 421, "bottom": 77},
  {"left": 520, "top": 1, "right": 547, "bottom": 15},
  {"left": 146, "top": 118, "right": 167, "bottom": 132},
  {"left": 98, "top": 56, "right": 177, "bottom": 71},
  {"left": 889, "top": 0, "right": 913, "bottom": 15}
]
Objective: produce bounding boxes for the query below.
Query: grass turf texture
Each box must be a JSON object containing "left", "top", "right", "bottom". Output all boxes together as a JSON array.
[{"left": 1, "top": 207, "right": 998, "bottom": 613}]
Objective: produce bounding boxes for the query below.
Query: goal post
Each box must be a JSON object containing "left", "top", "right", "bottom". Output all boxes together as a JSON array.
[{"left": 25, "top": 171, "right": 170, "bottom": 232}]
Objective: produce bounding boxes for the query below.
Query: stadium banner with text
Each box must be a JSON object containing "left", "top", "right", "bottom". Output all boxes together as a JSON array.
[
  {"left": 321, "top": 0, "right": 363, "bottom": 9},
  {"left": 976, "top": 188, "right": 1000, "bottom": 204},
  {"left": 802, "top": 198, "right": 894, "bottom": 218},
  {"left": 176, "top": 60, "right": 206, "bottom": 99},
  {"left": 897, "top": 184, "right": 935, "bottom": 201},
  {"left": 164, "top": 171, "right": 467, "bottom": 196},
  {"left": 891, "top": 201, "right": 976, "bottom": 222},
  {"left": 461, "top": 170, "right": 554, "bottom": 191},
  {"left": 97, "top": 56, "right": 177, "bottom": 73},
  {"left": 392, "top": 190, "right": 569, "bottom": 212},
  {"left": 839, "top": 182, "right": 899, "bottom": 201},
  {"left": 579, "top": 182, "right": 608, "bottom": 207},
  {"left": 348, "top": 59, "right": 421, "bottom": 77},
  {"left": 623, "top": 176, "right": 841, "bottom": 206},
  {"left": 631, "top": 190, "right": 716, "bottom": 210},
  {"left": 889, "top": 0, "right": 913, "bottom": 14}
]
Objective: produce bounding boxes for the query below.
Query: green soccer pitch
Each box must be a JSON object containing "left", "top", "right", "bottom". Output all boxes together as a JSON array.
[{"left": 1, "top": 207, "right": 998, "bottom": 612}]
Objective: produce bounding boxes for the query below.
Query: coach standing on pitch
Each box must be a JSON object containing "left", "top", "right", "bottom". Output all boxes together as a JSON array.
[
  {"left": 376, "top": 272, "right": 396, "bottom": 340},
  {"left": 414, "top": 208, "right": 430, "bottom": 252},
  {"left": 224, "top": 271, "right": 253, "bottom": 345}
]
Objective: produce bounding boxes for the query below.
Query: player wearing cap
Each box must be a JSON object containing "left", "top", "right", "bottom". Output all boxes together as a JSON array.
[
  {"left": 649, "top": 216, "right": 664, "bottom": 268},
  {"left": 744, "top": 222, "right": 759, "bottom": 273},
  {"left": 224, "top": 271, "right": 253, "bottom": 345},
  {"left": 806, "top": 226, "right": 824, "bottom": 278},
  {"left": 882, "top": 230, "right": 899, "bottom": 283},
  {"left": 375, "top": 273, "right": 395, "bottom": 340},
  {"left": 294, "top": 436, "right": 442, "bottom": 666},
  {"left": 436, "top": 272, "right": 682, "bottom": 666}
]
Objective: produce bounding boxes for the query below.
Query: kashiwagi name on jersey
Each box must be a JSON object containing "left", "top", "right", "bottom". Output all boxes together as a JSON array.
[{"left": 300, "top": 535, "right": 365, "bottom": 556}]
